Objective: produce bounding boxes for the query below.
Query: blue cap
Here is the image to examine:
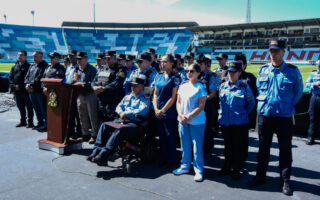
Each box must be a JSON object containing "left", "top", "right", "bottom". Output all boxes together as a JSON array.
[
  {"left": 269, "top": 39, "right": 286, "bottom": 50},
  {"left": 227, "top": 61, "right": 242, "bottom": 72}
]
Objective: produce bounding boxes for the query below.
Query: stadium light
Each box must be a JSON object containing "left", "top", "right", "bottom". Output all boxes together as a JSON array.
[
  {"left": 31, "top": 10, "right": 35, "bottom": 26},
  {"left": 93, "top": 0, "right": 96, "bottom": 24},
  {"left": 3, "top": 14, "right": 7, "bottom": 24}
]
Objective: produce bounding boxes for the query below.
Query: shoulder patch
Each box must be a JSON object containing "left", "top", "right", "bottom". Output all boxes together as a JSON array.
[
  {"left": 239, "top": 82, "right": 248, "bottom": 88},
  {"left": 117, "top": 71, "right": 125, "bottom": 78},
  {"left": 287, "top": 63, "right": 297, "bottom": 69}
]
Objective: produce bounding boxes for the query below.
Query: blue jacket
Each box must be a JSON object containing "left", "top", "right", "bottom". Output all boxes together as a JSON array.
[
  {"left": 115, "top": 91, "right": 151, "bottom": 123},
  {"left": 305, "top": 69, "right": 320, "bottom": 95},
  {"left": 256, "top": 62, "right": 303, "bottom": 117},
  {"left": 218, "top": 80, "right": 255, "bottom": 126}
]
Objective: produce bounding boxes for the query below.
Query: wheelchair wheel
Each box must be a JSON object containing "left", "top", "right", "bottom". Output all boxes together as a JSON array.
[
  {"left": 142, "top": 140, "right": 157, "bottom": 163},
  {"left": 124, "top": 163, "right": 131, "bottom": 175}
]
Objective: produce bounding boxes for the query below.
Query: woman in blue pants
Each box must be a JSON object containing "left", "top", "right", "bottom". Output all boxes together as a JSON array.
[{"left": 173, "top": 64, "right": 207, "bottom": 182}]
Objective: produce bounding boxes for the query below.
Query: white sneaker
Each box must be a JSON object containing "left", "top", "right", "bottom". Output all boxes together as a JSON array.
[
  {"left": 173, "top": 168, "right": 189, "bottom": 175},
  {"left": 194, "top": 173, "right": 203, "bottom": 182}
]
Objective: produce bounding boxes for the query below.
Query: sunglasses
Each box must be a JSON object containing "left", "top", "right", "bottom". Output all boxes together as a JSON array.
[{"left": 186, "top": 70, "right": 195, "bottom": 74}]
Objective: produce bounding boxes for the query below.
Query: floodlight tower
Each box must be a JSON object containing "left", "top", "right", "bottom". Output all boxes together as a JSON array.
[
  {"left": 246, "top": 0, "right": 251, "bottom": 23},
  {"left": 31, "top": 10, "right": 35, "bottom": 26},
  {"left": 3, "top": 14, "right": 7, "bottom": 24}
]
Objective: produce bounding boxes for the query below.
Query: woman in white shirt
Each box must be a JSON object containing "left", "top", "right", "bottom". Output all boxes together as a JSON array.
[{"left": 173, "top": 64, "right": 207, "bottom": 182}]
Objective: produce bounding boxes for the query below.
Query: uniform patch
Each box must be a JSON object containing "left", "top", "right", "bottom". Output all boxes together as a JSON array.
[
  {"left": 118, "top": 71, "right": 125, "bottom": 78},
  {"left": 174, "top": 77, "right": 181, "bottom": 86}
]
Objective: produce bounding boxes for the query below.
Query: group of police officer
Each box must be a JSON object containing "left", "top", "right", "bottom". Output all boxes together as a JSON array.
[{"left": 8, "top": 39, "right": 319, "bottom": 196}]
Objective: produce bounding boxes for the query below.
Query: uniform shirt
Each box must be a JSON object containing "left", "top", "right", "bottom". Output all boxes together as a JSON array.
[
  {"left": 64, "top": 63, "right": 78, "bottom": 84},
  {"left": 256, "top": 62, "right": 303, "bottom": 117},
  {"left": 177, "top": 81, "right": 207, "bottom": 125},
  {"left": 24, "top": 60, "right": 48, "bottom": 93},
  {"left": 43, "top": 63, "right": 66, "bottom": 79},
  {"left": 116, "top": 91, "right": 151, "bottom": 123},
  {"left": 218, "top": 80, "right": 255, "bottom": 126},
  {"left": 152, "top": 72, "right": 181, "bottom": 119},
  {"left": 73, "top": 64, "right": 97, "bottom": 96},
  {"left": 9, "top": 61, "right": 30, "bottom": 92},
  {"left": 123, "top": 67, "right": 157, "bottom": 95},
  {"left": 174, "top": 67, "right": 188, "bottom": 82},
  {"left": 152, "top": 61, "right": 160, "bottom": 72},
  {"left": 199, "top": 70, "right": 220, "bottom": 93},
  {"left": 94, "top": 64, "right": 121, "bottom": 87},
  {"left": 239, "top": 71, "right": 258, "bottom": 98},
  {"left": 123, "top": 65, "right": 138, "bottom": 93},
  {"left": 305, "top": 69, "right": 320, "bottom": 95},
  {"left": 213, "top": 66, "right": 228, "bottom": 81}
]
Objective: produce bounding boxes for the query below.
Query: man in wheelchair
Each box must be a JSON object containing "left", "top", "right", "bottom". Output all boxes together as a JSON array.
[{"left": 87, "top": 74, "right": 151, "bottom": 166}]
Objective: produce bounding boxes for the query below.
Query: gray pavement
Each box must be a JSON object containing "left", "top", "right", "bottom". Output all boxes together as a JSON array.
[{"left": 0, "top": 107, "right": 319, "bottom": 200}]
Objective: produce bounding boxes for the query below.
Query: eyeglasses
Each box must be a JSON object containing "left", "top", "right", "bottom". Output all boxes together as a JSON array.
[{"left": 186, "top": 70, "right": 195, "bottom": 74}]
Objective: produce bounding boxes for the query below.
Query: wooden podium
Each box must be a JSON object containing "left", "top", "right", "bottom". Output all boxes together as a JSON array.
[{"left": 38, "top": 78, "right": 82, "bottom": 154}]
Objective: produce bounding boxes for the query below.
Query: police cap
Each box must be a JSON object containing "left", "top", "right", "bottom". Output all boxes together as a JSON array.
[
  {"left": 269, "top": 39, "right": 286, "bottom": 50},
  {"left": 48, "top": 52, "right": 61, "bottom": 59},
  {"left": 227, "top": 61, "right": 242, "bottom": 72}
]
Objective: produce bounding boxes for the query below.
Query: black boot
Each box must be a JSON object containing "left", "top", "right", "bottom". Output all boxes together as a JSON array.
[
  {"left": 282, "top": 182, "right": 293, "bottom": 196},
  {"left": 16, "top": 121, "right": 26, "bottom": 127}
]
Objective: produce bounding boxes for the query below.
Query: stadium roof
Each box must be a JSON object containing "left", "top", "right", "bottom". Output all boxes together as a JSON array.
[
  {"left": 61, "top": 21, "right": 199, "bottom": 29},
  {"left": 189, "top": 18, "right": 320, "bottom": 32}
]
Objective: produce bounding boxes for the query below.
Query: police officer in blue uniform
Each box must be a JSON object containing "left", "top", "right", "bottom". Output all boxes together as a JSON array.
[
  {"left": 197, "top": 54, "right": 220, "bottom": 155},
  {"left": 213, "top": 53, "right": 228, "bottom": 82},
  {"left": 217, "top": 61, "right": 255, "bottom": 180},
  {"left": 152, "top": 54, "right": 181, "bottom": 168},
  {"left": 122, "top": 55, "right": 137, "bottom": 93},
  {"left": 305, "top": 63, "right": 320, "bottom": 145},
  {"left": 248, "top": 40, "right": 304, "bottom": 196},
  {"left": 173, "top": 54, "right": 188, "bottom": 82},
  {"left": 146, "top": 48, "right": 160, "bottom": 72},
  {"left": 123, "top": 53, "right": 157, "bottom": 95},
  {"left": 87, "top": 74, "right": 151, "bottom": 165},
  {"left": 93, "top": 50, "right": 127, "bottom": 122}
]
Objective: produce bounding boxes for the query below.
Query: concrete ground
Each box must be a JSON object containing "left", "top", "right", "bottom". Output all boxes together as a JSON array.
[{"left": 0, "top": 107, "right": 319, "bottom": 200}]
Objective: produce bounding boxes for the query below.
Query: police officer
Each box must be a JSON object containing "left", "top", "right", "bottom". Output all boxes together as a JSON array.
[
  {"left": 248, "top": 39, "right": 304, "bottom": 196},
  {"left": 123, "top": 53, "right": 157, "bottom": 95},
  {"left": 213, "top": 53, "right": 228, "bottom": 82},
  {"left": 217, "top": 61, "right": 255, "bottom": 180},
  {"left": 9, "top": 50, "right": 34, "bottom": 128},
  {"left": 123, "top": 55, "right": 137, "bottom": 93},
  {"left": 117, "top": 53, "right": 127, "bottom": 67},
  {"left": 184, "top": 52, "right": 195, "bottom": 69},
  {"left": 305, "top": 62, "right": 320, "bottom": 145},
  {"left": 25, "top": 51, "right": 48, "bottom": 132},
  {"left": 234, "top": 54, "right": 258, "bottom": 165},
  {"left": 96, "top": 53, "right": 106, "bottom": 73},
  {"left": 152, "top": 54, "right": 181, "bottom": 168},
  {"left": 146, "top": 48, "right": 160, "bottom": 72},
  {"left": 93, "top": 50, "right": 127, "bottom": 123},
  {"left": 43, "top": 52, "right": 66, "bottom": 79},
  {"left": 197, "top": 54, "right": 220, "bottom": 156},
  {"left": 173, "top": 54, "right": 188, "bottom": 82},
  {"left": 87, "top": 74, "right": 151, "bottom": 165}
]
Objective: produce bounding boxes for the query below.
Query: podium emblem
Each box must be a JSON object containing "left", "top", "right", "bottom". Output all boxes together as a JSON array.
[{"left": 48, "top": 90, "right": 58, "bottom": 107}]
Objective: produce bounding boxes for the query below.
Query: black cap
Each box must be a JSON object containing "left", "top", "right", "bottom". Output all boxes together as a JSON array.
[
  {"left": 234, "top": 54, "right": 247, "bottom": 66},
  {"left": 227, "top": 61, "right": 242, "bottom": 72},
  {"left": 126, "top": 55, "right": 136, "bottom": 61},
  {"left": 68, "top": 50, "right": 78, "bottom": 56},
  {"left": 269, "top": 39, "right": 286, "bottom": 50},
  {"left": 130, "top": 74, "right": 147, "bottom": 85},
  {"left": 76, "top": 51, "right": 88, "bottom": 59},
  {"left": 48, "top": 52, "right": 61, "bottom": 59},
  {"left": 146, "top": 48, "right": 156, "bottom": 54},
  {"left": 117, "top": 54, "right": 126, "bottom": 60},
  {"left": 185, "top": 52, "right": 195, "bottom": 59},
  {"left": 137, "top": 53, "right": 152, "bottom": 62},
  {"left": 173, "top": 54, "right": 182, "bottom": 60},
  {"left": 196, "top": 53, "right": 206, "bottom": 63},
  {"left": 64, "top": 56, "right": 70, "bottom": 62},
  {"left": 105, "top": 50, "right": 116, "bottom": 57},
  {"left": 96, "top": 53, "right": 105, "bottom": 60},
  {"left": 216, "top": 53, "right": 228, "bottom": 60}
]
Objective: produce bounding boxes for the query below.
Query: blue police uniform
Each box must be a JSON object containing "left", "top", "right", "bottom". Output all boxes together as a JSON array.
[
  {"left": 255, "top": 61, "right": 303, "bottom": 185},
  {"left": 152, "top": 72, "right": 181, "bottom": 165},
  {"left": 92, "top": 90, "right": 151, "bottom": 159},
  {"left": 123, "top": 66, "right": 157, "bottom": 95},
  {"left": 199, "top": 70, "right": 220, "bottom": 155},
  {"left": 175, "top": 67, "right": 188, "bottom": 82},
  {"left": 305, "top": 69, "right": 320, "bottom": 144},
  {"left": 64, "top": 64, "right": 78, "bottom": 84}
]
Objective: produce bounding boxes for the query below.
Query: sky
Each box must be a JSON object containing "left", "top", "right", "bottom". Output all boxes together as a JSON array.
[{"left": 0, "top": 0, "right": 320, "bottom": 27}]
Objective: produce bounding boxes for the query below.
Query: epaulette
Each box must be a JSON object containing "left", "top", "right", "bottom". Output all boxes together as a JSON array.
[
  {"left": 260, "top": 64, "right": 268, "bottom": 69},
  {"left": 287, "top": 63, "right": 297, "bottom": 69},
  {"left": 239, "top": 82, "right": 248, "bottom": 88},
  {"left": 219, "top": 81, "right": 227, "bottom": 90}
]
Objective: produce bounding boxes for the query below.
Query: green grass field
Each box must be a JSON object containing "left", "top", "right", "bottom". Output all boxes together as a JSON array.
[{"left": 0, "top": 63, "right": 317, "bottom": 86}]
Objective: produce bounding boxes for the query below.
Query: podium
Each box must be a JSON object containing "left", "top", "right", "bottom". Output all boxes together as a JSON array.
[{"left": 38, "top": 78, "right": 82, "bottom": 154}]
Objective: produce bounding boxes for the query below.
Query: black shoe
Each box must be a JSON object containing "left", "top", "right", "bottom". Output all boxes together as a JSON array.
[
  {"left": 247, "top": 177, "right": 266, "bottom": 187},
  {"left": 282, "top": 182, "right": 293, "bottom": 196},
  {"left": 231, "top": 171, "right": 240, "bottom": 181},
  {"left": 217, "top": 168, "right": 231, "bottom": 177},
  {"left": 87, "top": 150, "right": 100, "bottom": 162},
  {"left": 92, "top": 154, "right": 109, "bottom": 166},
  {"left": 26, "top": 123, "right": 34, "bottom": 128},
  {"left": 77, "top": 135, "right": 91, "bottom": 142},
  {"left": 36, "top": 126, "right": 47, "bottom": 132},
  {"left": 306, "top": 138, "right": 315, "bottom": 145},
  {"left": 32, "top": 124, "right": 42, "bottom": 130},
  {"left": 16, "top": 122, "right": 26, "bottom": 127}
]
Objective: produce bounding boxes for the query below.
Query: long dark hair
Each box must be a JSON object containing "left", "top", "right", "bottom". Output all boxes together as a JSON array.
[{"left": 164, "top": 54, "right": 177, "bottom": 69}]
